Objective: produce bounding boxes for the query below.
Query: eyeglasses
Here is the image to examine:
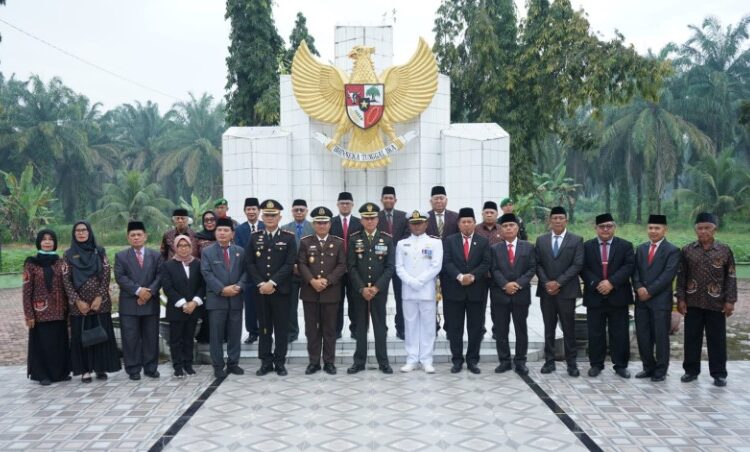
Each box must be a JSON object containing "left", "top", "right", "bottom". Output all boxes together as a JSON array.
[
  {"left": 74, "top": 228, "right": 88, "bottom": 233},
  {"left": 597, "top": 224, "right": 615, "bottom": 230},
  {"left": 292, "top": 208, "right": 306, "bottom": 213},
  {"left": 204, "top": 218, "right": 216, "bottom": 223}
]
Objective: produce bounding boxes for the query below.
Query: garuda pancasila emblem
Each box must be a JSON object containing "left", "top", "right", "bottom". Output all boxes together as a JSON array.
[{"left": 291, "top": 38, "right": 438, "bottom": 169}]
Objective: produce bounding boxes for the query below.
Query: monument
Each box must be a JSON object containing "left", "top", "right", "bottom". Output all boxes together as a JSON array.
[{"left": 222, "top": 25, "right": 510, "bottom": 216}]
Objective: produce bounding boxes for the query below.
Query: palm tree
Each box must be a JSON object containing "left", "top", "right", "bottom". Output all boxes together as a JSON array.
[
  {"left": 0, "top": 164, "right": 56, "bottom": 241},
  {"left": 111, "top": 100, "right": 173, "bottom": 171},
  {"left": 154, "top": 93, "right": 224, "bottom": 200},
  {"left": 88, "top": 170, "right": 172, "bottom": 232},
  {"left": 675, "top": 149, "right": 750, "bottom": 222}
]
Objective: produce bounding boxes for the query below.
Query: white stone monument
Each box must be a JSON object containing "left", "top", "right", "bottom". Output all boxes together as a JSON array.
[{"left": 222, "top": 25, "right": 509, "bottom": 217}]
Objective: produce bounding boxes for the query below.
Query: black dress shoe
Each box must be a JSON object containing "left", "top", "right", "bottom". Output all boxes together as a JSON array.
[
  {"left": 514, "top": 364, "right": 529, "bottom": 376},
  {"left": 635, "top": 370, "right": 653, "bottom": 379},
  {"left": 651, "top": 375, "right": 666, "bottom": 382},
  {"left": 494, "top": 362, "right": 512, "bottom": 373},
  {"left": 588, "top": 367, "right": 602, "bottom": 377},
  {"left": 467, "top": 364, "right": 481, "bottom": 374},
  {"left": 450, "top": 364, "right": 462, "bottom": 374},
  {"left": 681, "top": 373, "right": 698, "bottom": 383},
  {"left": 713, "top": 377, "right": 727, "bottom": 387},
  {"left": 184, "top": 365, "right": 196, "bottom": 375},
  {"left": 173, "top": 369, "right": 185, "bottom": 378},
  {"left": 129, "top": 373, "right": 141, "bottom": 381},
  {"left": 256, "top": 365, "right": 274, "bottom": 376},
  {"left": 144, "top": 370, "right": 160, "bottom": 379},
  {"left": 615, "top": 368, "right": 631, "bottom": 379},
  {"left": 305, "top": 364, "right": 321, "bottom": 375},
  {"left": 96, "top": 373, "right": 108, "bottom": 380},
  {"left": 275, "top": 365, "right": 288, "bottom": 376},
  {"left": 244, "top": 335, "right": 258, "bottom": 344},
  {"left": 82, "top": 375, "right": 93, "bottom": 383},
  {"left": 323, "top": 363, "right": 337, "bottom": 375},
  {"left": 379, "top": 364, "right": 393, "bottom": 374},
  {"left": 214, "top": 368, "right": 226, "bottom": 378},
  {"left": 40, "top": 379, "right": 51, "bottom": 386},
  {"left": 347, "top": 364, "right": 365, "bottom": 374},
  {"left": 226, "top": 365, "right": 244, "bottom": 375},
  {"left": 567, "top": 367, "right": 580, "bottom": 377},
  {"left": 540, "top": 362, "right": 556, "bottom": 374}
]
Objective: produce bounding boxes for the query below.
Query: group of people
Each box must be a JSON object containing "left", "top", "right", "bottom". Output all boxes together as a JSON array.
[{"left": 22, "top": 185, "right": 736, "bottom": 388}]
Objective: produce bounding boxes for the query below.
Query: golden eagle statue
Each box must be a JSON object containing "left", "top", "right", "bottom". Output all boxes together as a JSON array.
[{"left": 291, "top": 38, "right": 438, "bottom": 169}]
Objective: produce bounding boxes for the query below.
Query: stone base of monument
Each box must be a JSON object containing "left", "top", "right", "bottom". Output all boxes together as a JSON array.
[{"left": 194, "top": 290, "right": 559, "bottom": 365}]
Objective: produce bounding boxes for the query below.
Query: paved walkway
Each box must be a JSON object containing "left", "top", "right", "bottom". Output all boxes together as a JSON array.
[{"left": 1, "top": 361, "right": 749, "bottom": 451}]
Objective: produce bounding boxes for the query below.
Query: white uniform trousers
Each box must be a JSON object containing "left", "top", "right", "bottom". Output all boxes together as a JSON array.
[{"left": 403, "top": 299, "right": 437, "bottom": 365}]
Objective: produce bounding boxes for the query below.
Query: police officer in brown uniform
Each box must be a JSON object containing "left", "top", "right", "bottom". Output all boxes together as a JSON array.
[
  {"left": 297, "top": 207, "right": 347, "bottom": 375},
  {"left": 347, "top": 202, "right": 395, "bottom": 375}
]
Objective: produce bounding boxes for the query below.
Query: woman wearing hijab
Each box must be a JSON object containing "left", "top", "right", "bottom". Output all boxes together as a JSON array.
[
  {"left": 194, "top": 210, "right": 217, "bottom": 257},
  {"left": 194, "top": 211, "right": 217, "bottom": 344},
  {"left": 23, "top": 229, "right": 71, "bottom": 385},
  {"left": 62, "top": 221, "right": 121, "bottom": 383},
  {"left": 161, "top": 235, "right": 205, "bottom": 377}
]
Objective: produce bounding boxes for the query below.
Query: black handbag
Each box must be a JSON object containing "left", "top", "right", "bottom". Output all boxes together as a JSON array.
[{"left": 81, "top": 314, "right": 108, "bottom": 348}]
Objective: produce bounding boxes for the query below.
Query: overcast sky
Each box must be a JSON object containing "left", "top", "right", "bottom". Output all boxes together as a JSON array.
[{"left": 0, "top": 0, "right": 746, "bottom": 110}]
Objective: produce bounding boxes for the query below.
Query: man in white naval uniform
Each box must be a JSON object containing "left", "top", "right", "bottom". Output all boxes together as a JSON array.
[{"left": 396, "top": 210, "right": 444, "bottom": 373}]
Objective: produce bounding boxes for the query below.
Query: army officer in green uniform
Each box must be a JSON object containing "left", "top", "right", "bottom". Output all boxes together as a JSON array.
[{"left": 347, "top": 203, "right": 395, "bottom": 375}]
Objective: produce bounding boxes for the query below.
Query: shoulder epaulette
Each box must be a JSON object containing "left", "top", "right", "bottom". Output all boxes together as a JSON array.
[
  {"left": 351, "top": 230, "right": 362, "bottom": 236},
  {"left": 330, "top": 235, "right": 344, "bottom": 241},
  {"left": 252, "top": 230, "right": 264, "bottom": 235},
  {"left": 280, "top": 229, "right": 294, "bottom": 235},
  {"left": 300, "top": 234, "right": 314, "bottom": 240},
  {"left": 429, "top": 235, "right": 440, "bottom": 240},
  {"left": 379, "top": 231, "right": 392, "bottom": 237}
]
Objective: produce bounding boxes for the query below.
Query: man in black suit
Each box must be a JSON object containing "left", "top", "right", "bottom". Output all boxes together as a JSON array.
[
  {"left": 246, "top": 200, "right": 297, "bottom": 376},
  {"left": 632, "top": 214, "right": 680, "bottom": 382},
  {"left": 426, "top": 185, "right": 459, "bottom": 239},
  {"left": 581, "top": 213, "right": 635, "bottom": 378},
  {"left": 440, "top": 208, "right": 491, "bottom": 374},
  {"left": 535, "top": 206, "right": 584, "bottom": 377},
  {"left": 490, "top": 213, "right": 537, "bottom": 375},
  {"left": 114, "top": 221, "right": 163, "bottom": 380},
  {"left": 330, "top": 191, "right": 363, "bottom": 339},
  {"left": 377, "top": 186, "right": 409, "bottom": 339}
]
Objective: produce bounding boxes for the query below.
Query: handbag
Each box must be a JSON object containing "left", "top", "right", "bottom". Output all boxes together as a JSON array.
[{"left": 81, "top": 314, "right": 108, "bottom": 348}]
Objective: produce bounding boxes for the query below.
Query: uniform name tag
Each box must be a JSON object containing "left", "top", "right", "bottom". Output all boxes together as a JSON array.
[{"left": 374, "top": 245, "right": 387, "bottom": 255}]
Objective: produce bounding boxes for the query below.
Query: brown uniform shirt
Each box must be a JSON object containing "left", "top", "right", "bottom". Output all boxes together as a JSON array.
[
  {"left": 676, "top": 240, "right": 737, "bottom": 311},
  {"left": 474, "top": 222, "right": 505, "bottom": 246},
  {"left": 297, "top": 235, "right": 347, "bottom": 303}
]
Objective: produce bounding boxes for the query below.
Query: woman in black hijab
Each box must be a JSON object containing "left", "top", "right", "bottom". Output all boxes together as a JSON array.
[
  {"left": 62, "top": 221, "right": 121, "bottom": 383},
  {"left": 23, "top": 229, "right": 71, "bottom": 385}
]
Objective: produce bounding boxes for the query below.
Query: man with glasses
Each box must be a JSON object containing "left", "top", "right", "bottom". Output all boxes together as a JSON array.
[
  {"left": 581, "top": 213, "right": 635, "bottom": 378},
  {"left": 330, "top": 192, "right": 363, "bottom": 339},
  {"left": 161, "top": 208, "right": 196, "bottom": 260},
  {"left": 282, "top": 200, "right": 314, "bottom": 342}
]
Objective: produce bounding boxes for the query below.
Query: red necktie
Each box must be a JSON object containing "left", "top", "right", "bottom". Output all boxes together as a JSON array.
[
  {"left": 463, "top": 236, "right": 470, "bottom": 261},
  {"left": 135, "top": 249, "right": 144, "bottom": 268},
  {"left": 647, "top": 243, "right": 657, "bottom": 265},
  {"left": 343, "top": 217, "right": 349, "bottom": 251},
  {"left": 507, "top": 243, "right": 515, "bottom": 265},
  {"left": 601, "top": 242, "right": 608, "bottom": 279},
  {"left": 223, "top": 247, "right": 231, "bottom": 270}
]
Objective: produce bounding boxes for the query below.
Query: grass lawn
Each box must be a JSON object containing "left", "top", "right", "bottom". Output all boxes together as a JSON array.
[{"left": 0, "top": 274, "right": 22, "bottom": 289}]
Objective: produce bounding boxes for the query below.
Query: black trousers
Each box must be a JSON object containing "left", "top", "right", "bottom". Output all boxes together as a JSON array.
[
  {"left": 444, "top": 298, "right": 486, "bottom": 366},
  {"left": 392, "top": 275, "right": 404, "bottom": 336},
  {"left": 288, "top": 277, "right": 301, "bottom": 338},
  {"left": 337, "top": 274, "right": 357, "bottom": 336},
  {"left": 587, "top": 304, "right": 630, "bottom": 370},
  {"left": 492, "top": 301, "right": 529, "bottom": 364},
  {"left": 257, "top": 292, "right": 290, "bottom": 366},
  {"left": 120, "top": 314, "right": 159, "bottom": 375},
  {"left": 683, "top": 307, "right": 727, "bottom": 378},
  {"left": 540, "top": 295, "right": 577, "bottom": 366},
  {"left": 243, "top": 283, "right": 259, "bottom": 336},
  {"left": 353, "top": 293, "right": 389, "bottom": 366},
  {"left": 635, "top": 304, "right": 671, "bottom": 377},
  {"left": 169, "top": 318, "right": 198, "bottom": 370}
]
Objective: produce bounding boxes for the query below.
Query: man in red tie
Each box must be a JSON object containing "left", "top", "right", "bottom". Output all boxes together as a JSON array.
[
  {"left": 581, "top": 213, "right": 635, "bottom": 379},
  {"left": 632, "top": 214, "right": 680, "bottom": 382},
  {"left": 440, "top": 208, "right": 491, "bottom": 374},
  {"left": 489, "top": 213, "right": 536, "bottom": 375},
  {"left": 331, "top": 192, "right": 362, "bottom": 339}
]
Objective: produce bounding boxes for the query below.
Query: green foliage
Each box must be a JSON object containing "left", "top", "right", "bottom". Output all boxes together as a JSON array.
[
  {"left": 531, "top": 160, "right": 582, "bottom": 221},
  {"left": 282, "top": 12, "right": 319, "bottom": 73},
  {"left": 0, "top": 164, "right": 56, "bottom": 241},
  {"left": 225, "top": 0, "right": 284, "bottom": 126},
  {"left": 178, "top": 193, "right": 216, "bottom": 226},
  {"left": 675, "top": 149, "right": 750, "bottom": 221},
  {"left": 88, "top": 170, "right": 172, "bottom": 233}
]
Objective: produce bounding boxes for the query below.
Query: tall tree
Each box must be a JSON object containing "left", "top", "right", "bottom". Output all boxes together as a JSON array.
[
  {"left": 0, "top": 164, "right": 56, "bottom": 242},
  {"left": 225, "top": 0, "right": 284, "bottom": 126},
  {"left": 282, "top": 12, "right": 319, "bottom": 73},
  {"left": 110, "top": 100, "right": 172, "bottom": 171}
]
